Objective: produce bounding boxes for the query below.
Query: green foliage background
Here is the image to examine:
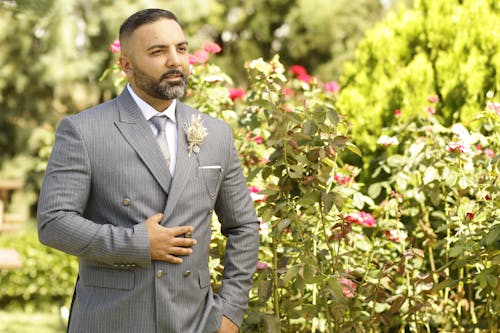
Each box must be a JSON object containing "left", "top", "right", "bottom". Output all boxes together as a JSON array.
[
  {"left": 337, "top": 0, "right": 500, "bottom": 170},
  {"left": 0, "top": 0, "right": 499, "bottom": 332}
]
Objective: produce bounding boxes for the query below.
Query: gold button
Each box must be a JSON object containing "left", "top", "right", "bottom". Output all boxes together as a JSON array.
[
  {"left": 183, "top": 270, "right": 191, "bottom": 277},
  {"left": 122, "top": 198, "right": 131, "bottom": 206},
  {"left": 156, "top": 270, "right": 165, "bottom": 278}
]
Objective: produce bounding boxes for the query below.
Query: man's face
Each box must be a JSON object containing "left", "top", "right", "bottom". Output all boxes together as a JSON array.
[{"left": 120, "top": 18, "right": 190, "bottom": 103}]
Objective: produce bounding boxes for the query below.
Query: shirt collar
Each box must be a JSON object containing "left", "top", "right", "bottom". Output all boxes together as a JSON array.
[{"left": 127, "top": 84, "right": 177, "bottom": 123}]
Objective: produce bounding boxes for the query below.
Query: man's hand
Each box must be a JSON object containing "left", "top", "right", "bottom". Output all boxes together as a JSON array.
[
  {"left": 217, "top": 316, "right": 239, "bottom": 333},
  {"left": 145, "top": 213, "right": 196, "bottom": 264}
]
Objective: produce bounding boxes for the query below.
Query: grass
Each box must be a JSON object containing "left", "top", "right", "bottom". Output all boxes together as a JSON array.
[{"left": 0, "top": 310, "right": 65, "bottom": 333}]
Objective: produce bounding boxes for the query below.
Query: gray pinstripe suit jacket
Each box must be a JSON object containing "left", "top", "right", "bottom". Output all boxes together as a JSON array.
[{"left": 37, "top": 89, "right": 260, "bottom": 333}]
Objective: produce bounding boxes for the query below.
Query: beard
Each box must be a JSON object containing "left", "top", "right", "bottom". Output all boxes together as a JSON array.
[{"left": 133, "top": 65, "right": 188, "bottom": 101}]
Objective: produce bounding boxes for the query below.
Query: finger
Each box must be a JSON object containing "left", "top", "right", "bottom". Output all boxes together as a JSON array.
[
  {"left": 169, "top": 226, "right": 194, "bottom": 236},
  {"left": 169, "top": 247, "right": 193, "bottom": 256},
  {"left": 164, "top": 254, "right": 183, "bottom": 264},
  {"left": 171, "top": 237, "right": 197, "bottom": 247},
  {"left": 145, "top": 213, "right": 163, "bottom": 224}
]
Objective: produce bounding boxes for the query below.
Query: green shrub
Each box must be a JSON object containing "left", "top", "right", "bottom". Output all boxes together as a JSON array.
[
  {"left": 337, "top": 0, "right": 500, "bottom": 173},
  {"left": 0, "top": 224, "right": 78, "bottom": 311}
]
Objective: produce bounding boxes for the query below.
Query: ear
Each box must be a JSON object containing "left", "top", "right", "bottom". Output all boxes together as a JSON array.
[{"left": 119, "top": 55, "right": 133, "bottom": 79}]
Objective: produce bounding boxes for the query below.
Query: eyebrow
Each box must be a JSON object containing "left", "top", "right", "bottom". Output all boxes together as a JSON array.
[{"left": 145, "top": 41, "right": 189, "bottom": 51}]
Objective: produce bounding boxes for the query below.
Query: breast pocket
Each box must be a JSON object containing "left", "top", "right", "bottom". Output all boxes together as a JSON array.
[{"left": 198, "top": 166, "right": 223, "bottom": 199}]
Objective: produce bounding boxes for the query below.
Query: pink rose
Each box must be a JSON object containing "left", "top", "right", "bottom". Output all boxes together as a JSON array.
[
  {"left": 345, "top": 212, "right": 376, "bottom": 228},
  {"left": 109, "top": 39, "right": 121, "bottom": 53},
  {"left": 249, "top": 186, "right": 265, "bottom": 202},
  {"left": 483, "top": 148, "right": 495, "bottom": 158},
  {"left": 283, "top": 87, "right": 294, "bottom": 96},
  {"left": 325, "top": 81, "right": 340, "bottom": 93},
  {"left": 340, "top": 278, "right": 356, "bottom": 298},
  {"left": 290, "top": 65, "right": 307, "bottom": 76},
  {"left": 297, "top": 73, "right": 312, "bottom": 83},
  {"left": 334, "top": 173, "right": 352, "bottom": 185},
  {"left": 229, "top": 88, "right": 245, "bottom": 101},
  {"left": 427, "top": 95, "right": 439, "bottom": 103},
  {"left": 252, "top": 135, "right": 263, "bottom": 144},
  {"left": 189, "top": 49, "right": 210, "bottom": 64},
  {"left": 203, "top": 42, "right": 222, "bottom": 54},
  {"left": 486, "top": 101, "right": 500, "bottom": 115},
  {"left": 256, "top": 261, "right": 270, "bottom": 271}
]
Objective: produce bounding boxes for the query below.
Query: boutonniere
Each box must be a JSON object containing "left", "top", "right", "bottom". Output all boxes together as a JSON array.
[{"left": 184, "top": 114, "right": 208, "bottom": 156}]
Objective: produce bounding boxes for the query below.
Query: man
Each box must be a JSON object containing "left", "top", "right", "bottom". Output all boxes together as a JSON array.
[{"left": 37, "top": 8, "right": 259, "bottom": 333}]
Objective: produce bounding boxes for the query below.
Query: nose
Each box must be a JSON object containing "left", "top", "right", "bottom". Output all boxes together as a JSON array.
[{"left": 166, "top": 46, "right": 181, "bottom": 68}]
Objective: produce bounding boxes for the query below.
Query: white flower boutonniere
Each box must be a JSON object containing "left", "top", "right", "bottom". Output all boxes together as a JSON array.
[{"left": 184, "top": 114, "right": 208, "bottom": 156}]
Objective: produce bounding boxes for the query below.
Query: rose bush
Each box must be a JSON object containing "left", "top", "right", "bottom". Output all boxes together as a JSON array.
[{"left": 69, "top": 38, "right": 500, "bottom": 332}]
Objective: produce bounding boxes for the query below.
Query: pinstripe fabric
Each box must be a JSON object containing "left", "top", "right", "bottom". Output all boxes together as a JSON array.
[{"left": 37, "top": 89, "right": 260, "bottom": 333}]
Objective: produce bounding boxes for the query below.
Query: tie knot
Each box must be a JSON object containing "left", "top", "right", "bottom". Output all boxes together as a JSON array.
[{"left": 151, "top": 115, "right": 168, "bottom": 133}]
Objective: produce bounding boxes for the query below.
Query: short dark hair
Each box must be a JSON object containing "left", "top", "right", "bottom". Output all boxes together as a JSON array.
[{"left": 119, "top": 8, "right": 178, "bottom": 41}]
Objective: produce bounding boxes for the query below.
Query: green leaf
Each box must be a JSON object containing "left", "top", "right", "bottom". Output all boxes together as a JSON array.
[
  {"left": 303, "top": 263, "right": 320, "bottom": 284},
  {"left": 258, "top": 279, "right": 273, "bottom": 302},
  {"left": 260, "top": 208, "right": 274, "bottom": 222},
  {"left": 332, "top": 191, "right": 344, "bottom": 211},
  {"left": 262, "top": 167, "right": 272, "bottom": 180},
  {"left": 303, "top": 119, "right": 317, "bottom": 136},
  {"left": 432, "top": 278, "right": 459, "bottom": 292},
  {"left": 346, "top": 142, "right": 363, "bottom": 157},
  {"left": 485, "top": 274, "right": 498, "bottom": 288},
  {"left": 259, "top": 189, "right": 278, "bottom": 196},
  {"left": 458, "top": 176, "right": 469, "bottom": 190},
  {"left": 307, "top": 149, "right": 320, "bottom": 161},
  {"left": 297, "top": 191, "right": 321, "bottom": 205},
  {"left": 449, "top": 245, "right": 464, "bottom": 258},
  {"left": 375, "top": 302, "right": 391, "bottom": 313},
  {"left": 423, "top": 166, "right": 438, "bottom": 184},
  {"left": 322, "top": 191, "right": 335, "bottom": 214},
  {"left": 484, "top": 226, "right": 500, "bottom": 246},
  {"left": 445, "top": 173, "right": 458, "bottom": 187},
  {"left": 353, "top": 192, "right": 365, "bottom": 209},
  {"left": 282, "top": 265, "right": 299, "bottom": 286},
  {"left": 368, "top": 183, "right": 382, "bottom": 199},
  {"left": 387, "top": 155, "right": 405, "bottom": 167},
  {"left": 332, "top": 136, "right": 349, "bottom": 150},
  {"left": 288, "top": 165, "right": 304, "bottom": 179},
  {"left": 262, "top": 315, "right": 280, "bottom": 333},
  {"left": 277, "top": 219, "right": 291, "bottom": 232},
  {"left": 327, "top": 110, "right": 339, "bottom": 127}
]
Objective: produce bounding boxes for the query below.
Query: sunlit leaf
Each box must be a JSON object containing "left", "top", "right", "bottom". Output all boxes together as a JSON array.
[{"left": 346, "top": 142, "right": 363, "bottom": 157}]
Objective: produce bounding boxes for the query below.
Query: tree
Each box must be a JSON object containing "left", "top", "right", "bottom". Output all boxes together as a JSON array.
[{"left": 179, "top": 0, "right": 394, "bottom": 83}]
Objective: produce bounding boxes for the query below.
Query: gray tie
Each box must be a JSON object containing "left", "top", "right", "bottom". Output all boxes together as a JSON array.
[{"left": 150, "top": 115, "right": 171, "bottom": 167}]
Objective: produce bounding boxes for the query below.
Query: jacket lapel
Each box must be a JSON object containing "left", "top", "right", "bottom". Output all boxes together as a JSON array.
[
  {"left": 163, "top": 102, "right": 198, "bottom": 220},
  {"left": 114, "top": 89, "right": 173, "bottom": 194}
]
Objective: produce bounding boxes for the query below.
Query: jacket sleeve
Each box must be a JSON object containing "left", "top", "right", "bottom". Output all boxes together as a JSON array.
[
  {"left": 214, "top": 125, "right": 260, "bottom": 327},
  {"left": 37, "top": 117, "right": 151, "bottom": 268}
]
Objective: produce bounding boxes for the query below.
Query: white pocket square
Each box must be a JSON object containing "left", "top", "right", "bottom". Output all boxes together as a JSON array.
[{"left": 199, "top": 165, "right": 222, "bottom": 170}]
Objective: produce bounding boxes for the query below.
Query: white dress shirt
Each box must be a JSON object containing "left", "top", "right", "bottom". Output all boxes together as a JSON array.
[{"left": 127, "top": 84, "right": 178, "bottom": 175}]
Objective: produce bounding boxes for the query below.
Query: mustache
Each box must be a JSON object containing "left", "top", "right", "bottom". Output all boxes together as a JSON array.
[{"left": 160, "top": 69, "right": 186, "bottom": 81}]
